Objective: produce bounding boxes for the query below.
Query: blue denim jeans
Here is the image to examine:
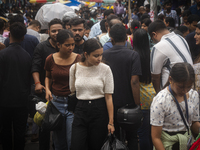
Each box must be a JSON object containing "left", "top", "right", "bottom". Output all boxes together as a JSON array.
[
  {"left": 52, "top": 94, "right": 74, "bottom": 150},
  {"left": 138, "top": 110, "right": 153, "bottom": 150}
]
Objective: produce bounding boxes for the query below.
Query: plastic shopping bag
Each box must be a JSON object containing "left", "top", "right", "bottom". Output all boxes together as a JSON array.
[
  {"left": 41, "top": 101, "right": 63, "bottom": 131},
  {"left": 36, "top": 101, "right": 48, "bottom": 114},
  {"left": 33, "top": 101, "right": 49, "bottom": 126},
  {"left": 101, "top": 134, "right": 129, "bottom": 150}
]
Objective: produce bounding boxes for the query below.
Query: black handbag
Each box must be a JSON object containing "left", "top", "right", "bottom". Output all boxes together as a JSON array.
[
  {"left": 68, "top": 63, "right": 78, "bottom": 113},
  {"left": 41, "top": 101, "right": 63, "bottom": 131}
]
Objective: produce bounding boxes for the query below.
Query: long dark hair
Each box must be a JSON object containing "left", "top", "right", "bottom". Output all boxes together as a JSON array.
[
  {"left": 81, "top": 38, "right": 102, "bottom": 62},
  {"left": 164, "top": 62, "right": 195, "bottom": 88},
  {"left": 133, "top": 29, "right": 151, "bottom": 84}
]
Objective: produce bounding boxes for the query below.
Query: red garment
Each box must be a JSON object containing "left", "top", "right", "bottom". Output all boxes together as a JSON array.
[
  {"left": 190, "top": 138, "right": 200, "bottom": 150},
  {"left": 44, "top": 54, "right": 81, "bottom": 97}
]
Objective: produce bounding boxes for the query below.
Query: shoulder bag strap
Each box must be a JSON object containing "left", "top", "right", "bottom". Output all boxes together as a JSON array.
[
  {"left": 73, "top": 63, "right": 77, "bottom": 93},
  {"left": 169, "top": 85, "right": 189, "bottom": 135}
]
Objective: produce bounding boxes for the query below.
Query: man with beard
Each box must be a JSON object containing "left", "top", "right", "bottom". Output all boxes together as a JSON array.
[
  {"left": 190, "top": 0, "right": 200, "bottom": 17},
  {"left": 69, "top": 17, "right": 85, "bottom": 54},
  {"left": 31, "top": 18, "right": 63, "bottom": 150},
  {"left": 158, "top": 0, "right": 179, "bottom": 27}
]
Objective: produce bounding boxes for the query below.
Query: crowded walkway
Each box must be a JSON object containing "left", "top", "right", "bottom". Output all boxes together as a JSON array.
[{"left": 1, "top": 0, "right": 200, "bottom": 150}]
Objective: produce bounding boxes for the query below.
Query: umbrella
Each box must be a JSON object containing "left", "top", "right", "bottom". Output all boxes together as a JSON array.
[
  {"left": 35, "top": 3, "right": 74, "bottom": 29},
  {"left": 65, "top": 0, "right": 81, "bottom": 6}
]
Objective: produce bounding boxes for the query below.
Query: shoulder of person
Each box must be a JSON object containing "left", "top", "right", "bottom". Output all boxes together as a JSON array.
[
  {"left": 70, "top": 63, "right": 77, "bottom": 72},
  {"left": 152, "top": 88, "right": 171, "bottom": 105},
  {"left": 153, "top": 39, "right": 170, "bottom": 49},
  {"left": 99, "top": 62, "right": 110, "bottom": 69},
  {"left": 46, "top": 53, "right": 53, "bottom": 62},
  {"left": 188, "top": 89, "right": 199, "bottom": 100},
  {"left": 0, "top": 46, "right": 8, "bottom": 55},
  {"left": 25, "top": 34, "right": 38, "bottom": 41}
]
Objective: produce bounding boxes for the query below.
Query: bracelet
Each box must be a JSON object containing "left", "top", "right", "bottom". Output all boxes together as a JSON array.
[
  {"left": 35, "top": 82, "right": 41, "bottom": 85},
  {"left": 108, "top": 123, "right": 114, "bottom": 126}
]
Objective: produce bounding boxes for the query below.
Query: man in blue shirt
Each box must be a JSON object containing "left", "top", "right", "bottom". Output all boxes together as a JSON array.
[
  {"left": 89, "top": 9, "right": 114, "bottom": 39},
  {"left": 190, "top": 0, "right": 200, "bottom": 17}
]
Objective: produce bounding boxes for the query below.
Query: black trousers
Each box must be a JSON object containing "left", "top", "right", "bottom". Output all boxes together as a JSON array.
[
  {"left": 0, "top": 107, "right": 28, "bottom": 150},
  {"left": 114, "top": 120, "right": 138, "bottom": 150},
  {"left": 71, "top": 98, "right": 108, "bottom": 150},
  {"left": 39, "top": 127, "right": 50, "bottom": 150}
]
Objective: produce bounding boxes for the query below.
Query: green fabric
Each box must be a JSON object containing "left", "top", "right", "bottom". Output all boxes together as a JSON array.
[
  {"left": 153, "top": 131, "right": 191, "bottom": 150},
  {"left": 196, "top": 133, "right": 200, "bottom": 141}
]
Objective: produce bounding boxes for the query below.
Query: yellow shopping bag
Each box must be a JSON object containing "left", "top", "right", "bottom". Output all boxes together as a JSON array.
[{"left": 33, "top": 102, "right": 49, "bottom": 126}]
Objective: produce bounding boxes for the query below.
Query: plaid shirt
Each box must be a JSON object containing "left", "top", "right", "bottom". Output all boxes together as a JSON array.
[{"left": 158, "top": 10, "right": 179, "bottom": 27}]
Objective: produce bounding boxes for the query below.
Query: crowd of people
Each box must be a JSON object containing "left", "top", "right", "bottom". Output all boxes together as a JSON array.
[{"left": 1, "top": 0, "right": 200, "bottom": 150}]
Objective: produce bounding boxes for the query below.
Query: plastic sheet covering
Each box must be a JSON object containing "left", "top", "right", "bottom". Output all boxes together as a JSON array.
[{"left": 35, "top": 3, "right": 74, "bottom": 29}]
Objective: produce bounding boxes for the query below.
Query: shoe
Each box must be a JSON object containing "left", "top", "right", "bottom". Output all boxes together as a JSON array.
[{"left": 31, "top": 134, "right": 39, "bottom": 142}]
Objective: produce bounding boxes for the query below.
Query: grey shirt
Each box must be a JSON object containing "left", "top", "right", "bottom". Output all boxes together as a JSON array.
[{"left": 27, "top": 29, "right": 40, "bottom": 41}]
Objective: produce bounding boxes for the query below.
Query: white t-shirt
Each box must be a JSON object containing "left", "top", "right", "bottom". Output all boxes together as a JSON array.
[
  {"left": 150, "top": 88, "right": 199, "bottom": 132},
  {"left": 69, "top": 63, "right": 114, "bottom": 100},
  {"left": 150, "top": 32, "right": 193, "bottom": 88}
]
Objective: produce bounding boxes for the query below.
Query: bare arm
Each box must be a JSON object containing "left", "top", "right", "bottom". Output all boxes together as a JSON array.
[
  {"left": 152, "top": 73, "right": 161, "bottom": 94},
  {"left": 32, "top": 72, "right": 45, "bottom": 93},
  {"left": 151, "top": 126, "right": 165, "bottom": 150},
  {"left": 45, "top": 71, "right": 52, "bottom": 101},
  {"left": 191, "top": 121, "right": 200, "bottom": 135},
  {"left": 131, "top": 75, "right": 140, "bottom": 105},
  {"left": 105, "top": 93, "right": 115, "bottom": 134}
]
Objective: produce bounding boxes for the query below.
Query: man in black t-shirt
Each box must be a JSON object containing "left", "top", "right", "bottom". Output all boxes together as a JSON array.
[
  {"left": 103, "top": 24, "right": 141, "bottom": 150},
  {"left": 0, "top": 22, "right": 32, "bottom": 150}
]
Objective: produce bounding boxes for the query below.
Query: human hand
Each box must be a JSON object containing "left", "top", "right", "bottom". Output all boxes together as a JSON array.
[
  {"left": 35, "top": 83, "right": 45, "bottom": 94},
  {"left": 45, "top": 89, "right": 53, "bottom": 101},
  {"left": 108, "top": 124, "right": 115, "bottom": 134}
]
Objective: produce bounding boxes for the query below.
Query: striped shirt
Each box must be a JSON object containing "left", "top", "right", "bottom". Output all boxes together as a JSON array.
[{"left": 150, "top": 32, "right": 193, "bottom": 88}]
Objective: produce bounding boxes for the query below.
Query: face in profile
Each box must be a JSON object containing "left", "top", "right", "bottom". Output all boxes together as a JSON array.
[
  {"left": 84, "top": 29, "right": 90, "bottom": 38},
  {"left": 84, "top": 48, "right": 103, "bottom": 66},
  {"left": 194, "top": 27, "right": 200, "bottom": 45}
]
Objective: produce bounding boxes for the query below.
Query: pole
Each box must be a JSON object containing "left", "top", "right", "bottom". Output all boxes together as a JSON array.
[
  {"left": 128, "top": 0, "right": 131, "bottom": 26},
  {"left": 150, "top": 0, "right": 158, "bottom": 22}
]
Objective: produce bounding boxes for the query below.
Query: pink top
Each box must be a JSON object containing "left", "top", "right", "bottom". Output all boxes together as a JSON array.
[{"left": 3, "top": 31, "right": 9, "bottom": 38}]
